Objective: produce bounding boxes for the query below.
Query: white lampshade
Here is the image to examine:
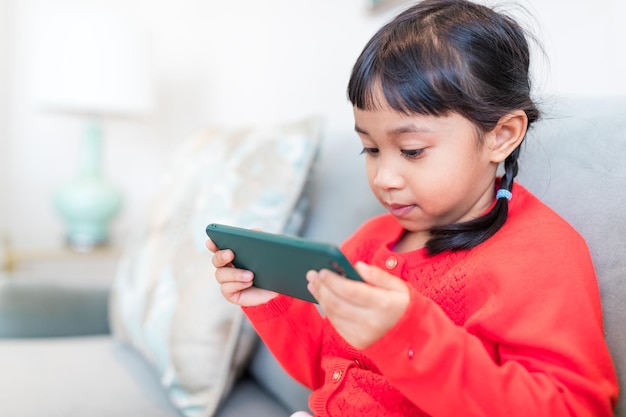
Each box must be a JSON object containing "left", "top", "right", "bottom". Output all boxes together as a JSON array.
[{"left": 30, "top": 5, "right": 155, "bottom": 117}]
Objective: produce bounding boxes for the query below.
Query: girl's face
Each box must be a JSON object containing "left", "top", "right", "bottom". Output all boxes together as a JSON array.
[{"left": 353, "top": 100, "right": 499, "bottom": 251}]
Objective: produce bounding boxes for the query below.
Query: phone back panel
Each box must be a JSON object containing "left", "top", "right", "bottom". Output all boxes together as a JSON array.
[{"left": 206, "top": 223, "right": 362, "bottom": 303}]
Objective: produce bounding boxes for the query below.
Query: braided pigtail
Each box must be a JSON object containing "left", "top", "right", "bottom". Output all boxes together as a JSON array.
[{"left": 425, "top": 147, "right": 521, "bottom": 255}]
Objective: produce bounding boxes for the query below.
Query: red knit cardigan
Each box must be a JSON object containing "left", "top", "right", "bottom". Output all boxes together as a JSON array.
[{"left": 243, "top": 184, "right": 618, "bottom": 416}]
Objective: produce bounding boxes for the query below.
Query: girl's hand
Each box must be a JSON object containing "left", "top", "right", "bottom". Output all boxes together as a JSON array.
[
  {"left": 206, "top": 238, "right": 278, "bottom": 307},
  {"left": 307, "top": 262, "right": 410, "bottom": 349}
]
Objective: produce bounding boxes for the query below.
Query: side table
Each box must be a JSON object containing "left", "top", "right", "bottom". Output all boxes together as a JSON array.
[
  {"left": 1, "top": 247, "right": 121, "bottom": 289},
  {"left": 0, "top": 247, "right": 119, "bottom": 338}
]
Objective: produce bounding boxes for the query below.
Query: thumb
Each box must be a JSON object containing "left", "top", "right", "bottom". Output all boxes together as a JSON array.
[{"left": 355, "top": 262, "right": 407, "bottom": 292}]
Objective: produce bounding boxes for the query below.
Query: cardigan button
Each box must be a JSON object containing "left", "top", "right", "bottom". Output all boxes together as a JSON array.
[
  {"left": 331, "top": 369, "right": 343, "bottom": 381},
  {"left": 385, "top": 256, "right": 398, "bottom": 269}
]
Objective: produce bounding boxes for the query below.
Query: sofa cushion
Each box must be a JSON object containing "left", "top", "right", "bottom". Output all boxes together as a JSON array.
[
  {"left": 215, "top": 377, "right": 292, "bottom": 417},
  {"left": 247, "top": 340, "right": 311, "bottom": 412},
  {"left": 517, "top": 95, "right": 626, "bottom": 416},
  {"left": 0, "top": 336, "right": 292, "bottom": 417},
  {"left": 108, "top": 118, "right": 321, "bottom": 417},
  {"left": 0, "top": 336, "right": 179, "bottom": 417}
]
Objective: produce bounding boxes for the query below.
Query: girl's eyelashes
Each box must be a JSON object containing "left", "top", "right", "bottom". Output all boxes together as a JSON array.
[
  {"left": 401, "top": 149, "right": 424, "bottom": 160},
  {"left": 360, "top": 147, "right": 424, "bottom": 160},
  {"left": 361, "top": 147, "right": 424, "bottom": 160},
  {"left": 360, "top": 147, "right": 379, "bottom": 156}
]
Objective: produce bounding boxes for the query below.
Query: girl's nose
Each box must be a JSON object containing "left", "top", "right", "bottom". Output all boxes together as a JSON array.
[{"left": 372, "top": 159, "right": 404, "bottom": 190}]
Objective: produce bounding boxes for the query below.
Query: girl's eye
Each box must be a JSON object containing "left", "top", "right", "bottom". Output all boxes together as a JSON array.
[
  {"left": 401, "top": 149, "right": 424, "bottom": 160},
  {"left": 360, "top": 147, "right": 379, "bottom": 156}
]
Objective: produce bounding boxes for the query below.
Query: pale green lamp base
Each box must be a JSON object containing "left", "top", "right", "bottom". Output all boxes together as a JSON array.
[
  {"left": 54, "top": 176, "right": 121, "bottom": 251},
  {"left": 54, "top": 120, "right": 122, "bottom": 252}
]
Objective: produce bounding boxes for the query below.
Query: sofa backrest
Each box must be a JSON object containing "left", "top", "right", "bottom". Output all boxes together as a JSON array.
[{"left": 517, "top": 96, "right": 626, "bottom": 416}]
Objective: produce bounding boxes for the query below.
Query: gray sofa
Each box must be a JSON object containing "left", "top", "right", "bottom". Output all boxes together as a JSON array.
[{"left": 0, "top": 96, "right": 625, "bottom": 416}]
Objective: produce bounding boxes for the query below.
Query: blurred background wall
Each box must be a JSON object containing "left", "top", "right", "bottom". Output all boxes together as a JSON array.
[
  {"left": 1, "top": 0, "right": 625, "bottom": 250},
  {"left": 0, "top": 1, "right": 10, "bottom": 242}
]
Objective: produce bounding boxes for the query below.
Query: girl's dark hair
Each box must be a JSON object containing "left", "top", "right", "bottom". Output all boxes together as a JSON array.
[{"left": 347, "top": 0, "right": 540, "bottom": 255}]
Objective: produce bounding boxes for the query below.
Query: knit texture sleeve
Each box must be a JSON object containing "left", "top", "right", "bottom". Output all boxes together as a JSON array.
[{"left": 243, "top": 295, "right": 326, "bottom": 389}]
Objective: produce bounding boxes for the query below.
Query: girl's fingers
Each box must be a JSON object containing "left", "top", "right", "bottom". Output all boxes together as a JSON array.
[
  {"left": 212, "top": 249, "right": 235, "bottom": 268},
  {"left": 207, "top": 237, "right": 277, "bottom": 307},
  {"left": 355, "top": 262, "right": 408, "bottom": 292},
  {"left": 214, "top": 264, "right": 253, "bottom": 285},
  {"left": 220, "top": 280, "right": 254, "bottom": 300},
  {"left": 317, "top": 269, "right": 377, "bottom": 308},
  {"left": 205, "top": 238, "right": 218, "bottom": 252}
]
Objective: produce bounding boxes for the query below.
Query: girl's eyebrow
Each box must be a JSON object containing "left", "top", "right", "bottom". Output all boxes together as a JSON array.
[
  {"left": 354, "top": 124, "right": 368, "bottom": 135},
  {"left": 354, "top": 123, "right": 433, "bottom": 136}
]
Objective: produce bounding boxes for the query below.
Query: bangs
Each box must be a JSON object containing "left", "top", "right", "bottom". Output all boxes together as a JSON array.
[{"left": 347, "top": 20, "right": 461, "bottom": 117}]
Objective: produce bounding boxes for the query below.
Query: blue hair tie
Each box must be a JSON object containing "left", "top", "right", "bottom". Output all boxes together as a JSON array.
[{"left": 496, "top": 189, "right": 512, "bottom": 201}]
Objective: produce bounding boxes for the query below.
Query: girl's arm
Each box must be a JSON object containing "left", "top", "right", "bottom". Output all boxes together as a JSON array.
[{"left": 243, "top": 295, "right": 326, "bottom": 390}]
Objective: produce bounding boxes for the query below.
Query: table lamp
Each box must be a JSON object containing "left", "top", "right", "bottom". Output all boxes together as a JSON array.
[{"left": 30, "top": 6, "right": 155, "bottom": 251}]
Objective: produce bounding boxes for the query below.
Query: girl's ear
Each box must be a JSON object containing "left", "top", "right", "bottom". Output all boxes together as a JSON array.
[{"left": 487, "top": 110, "right": 528, "bottom": 163}]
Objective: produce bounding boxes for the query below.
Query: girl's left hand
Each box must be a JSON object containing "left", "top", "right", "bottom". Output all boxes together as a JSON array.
[{"left": 306, "top": 262, "right": 410, "bottom": 349}]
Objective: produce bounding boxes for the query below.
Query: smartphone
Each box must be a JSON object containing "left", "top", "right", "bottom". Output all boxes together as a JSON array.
[{"left": 206, "top": 223, "right": 363, "bottom": 303}]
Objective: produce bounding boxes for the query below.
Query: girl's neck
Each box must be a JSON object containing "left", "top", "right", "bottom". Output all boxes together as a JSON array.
[{"left": 394, "top": 229, "right": 430, "bottom": 253}]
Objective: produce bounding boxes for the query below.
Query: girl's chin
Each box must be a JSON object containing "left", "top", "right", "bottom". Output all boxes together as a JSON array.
[{"left": 394, "top": 217, "right": 433, "bottom": 234}]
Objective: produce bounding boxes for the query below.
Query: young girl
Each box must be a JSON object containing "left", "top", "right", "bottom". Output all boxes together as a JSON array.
[{"left": 208, "top": 0, "right": 618, "bottom": 415}]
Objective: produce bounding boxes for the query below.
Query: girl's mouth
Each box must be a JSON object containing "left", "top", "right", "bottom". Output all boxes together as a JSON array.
[{"left": 388, "top": 203, "right": 416, "bottom": 218}]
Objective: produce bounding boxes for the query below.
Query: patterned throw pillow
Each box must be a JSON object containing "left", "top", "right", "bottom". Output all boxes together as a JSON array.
[{"left": 108, "top": 118, "right": 321, "bottom": 416}]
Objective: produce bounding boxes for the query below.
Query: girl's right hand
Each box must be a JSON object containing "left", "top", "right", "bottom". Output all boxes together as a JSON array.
[{"left": 206, "top": 238, "right": 278, "bottom": 307}]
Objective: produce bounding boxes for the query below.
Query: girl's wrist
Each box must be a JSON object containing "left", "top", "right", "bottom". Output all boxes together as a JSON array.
[{"left": 242, "top": 294, "right": 293, "bottom": 322}]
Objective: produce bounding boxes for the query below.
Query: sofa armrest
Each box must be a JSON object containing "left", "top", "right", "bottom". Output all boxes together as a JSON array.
[{"left": 0, "top": 280, "right": 110, "bottom": 338}]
